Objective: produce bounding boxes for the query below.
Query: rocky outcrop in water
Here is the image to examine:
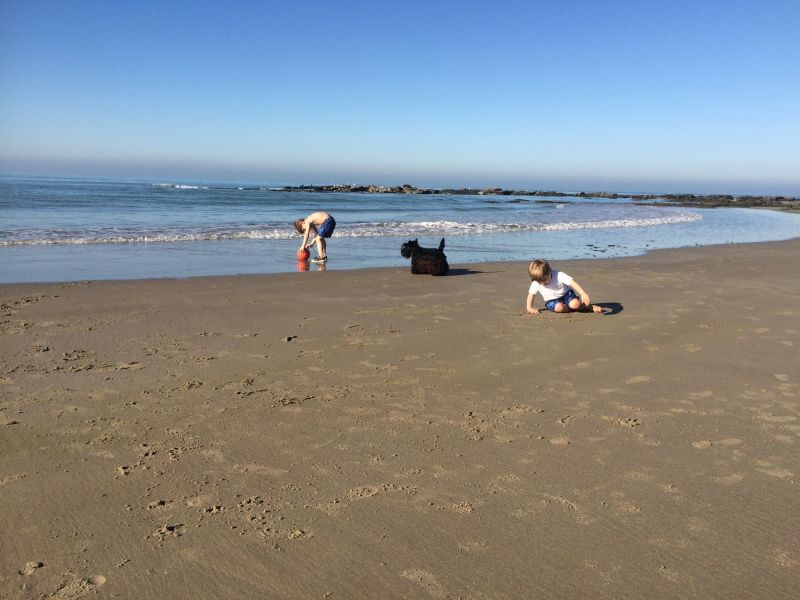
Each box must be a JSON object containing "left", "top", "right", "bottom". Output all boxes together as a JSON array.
[{"left": 279, "top": 184, "right": 799, "bottom": 210}]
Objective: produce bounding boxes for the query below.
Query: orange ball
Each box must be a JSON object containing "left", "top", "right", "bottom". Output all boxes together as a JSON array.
[{"left": 296, "top": 248, "right": 310, "bottom": 261}]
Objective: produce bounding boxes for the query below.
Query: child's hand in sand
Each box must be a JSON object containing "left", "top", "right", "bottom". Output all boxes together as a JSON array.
[{"left": 527, "top": 308, "right": 540, "bottom": 315}]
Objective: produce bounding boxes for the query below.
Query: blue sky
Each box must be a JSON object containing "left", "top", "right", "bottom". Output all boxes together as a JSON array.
[{"left": 1, "top": 0, "right": 799, "bottom": 193}]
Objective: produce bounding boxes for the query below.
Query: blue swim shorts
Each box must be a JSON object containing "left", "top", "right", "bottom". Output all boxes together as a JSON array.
[
  {"left": 317, "top": 216, "right": 336, "bottom": 238},
  {"left": 544, "top": 288, "right": 579, "bottom": 311}
]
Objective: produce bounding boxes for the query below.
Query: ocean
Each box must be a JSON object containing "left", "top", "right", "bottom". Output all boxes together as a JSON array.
[{"left": 1, "top": 175, "right": 799, "bottom": 283}]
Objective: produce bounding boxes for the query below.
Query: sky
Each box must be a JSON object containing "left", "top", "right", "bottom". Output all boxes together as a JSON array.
[{"left": 1, "top": 0, "right": 799, "bottom": 194}]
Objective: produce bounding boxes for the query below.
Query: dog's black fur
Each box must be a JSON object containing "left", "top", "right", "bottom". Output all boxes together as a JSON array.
[{"left": 400, "top": 238, "right": 449, "bottom": 276}]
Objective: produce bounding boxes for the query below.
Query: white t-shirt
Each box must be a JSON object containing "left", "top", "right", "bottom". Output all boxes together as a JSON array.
[{"left": 528, "top": 270, "right": 574, "bottom": 301}]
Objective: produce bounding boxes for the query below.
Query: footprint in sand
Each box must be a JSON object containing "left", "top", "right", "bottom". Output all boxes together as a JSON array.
[
  {"left": 624, "top": 471, "right": 654, "bottom": 482},
  {"left": 691, "top": 440, "right": 713, "bottom": 449},
  {"left": 287, "top": 528, "right": 312, "bottom": 540},
  {"left": 457, "top": 541, "right": 487, "bottom": 552},
  {"left": 602, "top": 414, "right": 640, "bottom": 427},
  {"left": 714, "top": 473, "right": 744, "bottom": 485},
  {"left": 498, "top": 406, "right": 534, "bottom": 417},
  {"left": 615, "top": 501, "right": 641, "bottom": 514},
  {"left": 401, "top": 569, "right": 448, "bottom": 599},
  {"left": 345, "top": 485, "right": 382, "bottom": 500},
  {"left": 45, "top": 574, "right": 105, "bottom": 598},
  {"left": 760, "top": 414, "right": 797, "bottom": 423},
  {"left": 231, "top": 463, "right": 289, "bottom": 477},
  {"left": 687, "top": 516, "right": 710, "bottom": 533},
  {"left": 625, "top": 375, "right": 651, "bottom": 384},
  {"left": 718, "top": 438, "right": 743, "bottom": 446},
  {"left": 548, "top": 436, "right": 570, "bottom": 445},
  {"left": 186, "top": 494, "right": 217, "bottom": 508},
  {"left": 658, "top": 565, "right": 681, "bottom": 583},
  {"left": 19, "top": 561, "right": 44, "bottom": 575},
  {"left": 151, "top": 523, "right": 184, "bottom": 540},
  {"left": 1, "top": 473, "right": 26, "bottom": 486},
  {"left": 200, "top": 449, "right": 225, "bottom": 463},
  {"left": 773, "top": 549, "right": 800, "bottom": 568},
  {"left": 756, "top": 467, "right": 794, "bottom": 479},
  {"left": 441, "top": 501, "right": 475, "bottom": 514}
]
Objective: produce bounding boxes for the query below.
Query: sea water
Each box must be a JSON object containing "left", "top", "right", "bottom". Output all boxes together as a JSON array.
[{"left": 1, "top": 176, "right": 799, "bottom": 283}]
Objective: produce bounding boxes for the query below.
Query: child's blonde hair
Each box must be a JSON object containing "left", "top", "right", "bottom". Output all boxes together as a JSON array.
[
  {"left": 293, "top": 219, "right": 305, "bottom": 234},
  {"left": 528, "top": 259, "right": 552, "bottom": 283}
]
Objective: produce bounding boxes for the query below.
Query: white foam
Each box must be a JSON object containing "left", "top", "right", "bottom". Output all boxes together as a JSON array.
[
  {"left": 0, "top": 212, "right": 703, "bottom": 247},
  {"left": 152, "top": 183, "right": 208, "bottom": 190}
]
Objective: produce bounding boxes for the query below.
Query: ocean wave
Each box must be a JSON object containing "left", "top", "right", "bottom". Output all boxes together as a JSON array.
[
  {"left": 0, "top": 212, "right": 702, "bottom": 246},
  {"left": 152, "top": 183, "right": 210, "bottom": 190},
  {"left": 0, "top": 229, "right": 291, "bottom": 246},
  {"left": 152, "top": 183, "right": 274, "bottom": 191},
  {"left": 338, "top": 213, "right": 702, "bottom": 236}
]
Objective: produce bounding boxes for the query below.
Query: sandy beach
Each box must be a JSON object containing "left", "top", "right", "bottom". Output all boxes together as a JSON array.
[{"left": 1, "top": 240, "right": 798, "bottom": 599}]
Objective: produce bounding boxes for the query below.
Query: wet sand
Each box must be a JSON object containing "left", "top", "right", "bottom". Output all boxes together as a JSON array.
[{"left": 1, "top": 240, "right": 799, "bottom": 599}]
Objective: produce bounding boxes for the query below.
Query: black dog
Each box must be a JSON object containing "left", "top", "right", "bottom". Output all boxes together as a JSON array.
[{"left": 400, "top": 238, "right": 449, "bottom": 276}]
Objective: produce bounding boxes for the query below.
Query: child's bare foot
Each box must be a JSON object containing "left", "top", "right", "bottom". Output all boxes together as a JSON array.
[{"left": 591, "top": 304, "right": 604, "bottom": 313}]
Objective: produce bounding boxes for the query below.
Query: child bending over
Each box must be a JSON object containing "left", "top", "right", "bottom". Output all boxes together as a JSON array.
[{"left": 526, "top": 259, "right": 603, "bottom": 315}]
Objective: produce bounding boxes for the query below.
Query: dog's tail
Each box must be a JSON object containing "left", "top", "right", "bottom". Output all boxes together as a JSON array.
[{"left": 438, "top": 238, "right": 445, "bottom": 251}]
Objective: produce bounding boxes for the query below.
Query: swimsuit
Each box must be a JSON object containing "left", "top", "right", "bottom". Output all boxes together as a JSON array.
[
  {"left": 544, "top": 288, "right": 579, "bottom": 311},
  {"left": 317, "top": 216, "right": 336, "bottom": 238}
]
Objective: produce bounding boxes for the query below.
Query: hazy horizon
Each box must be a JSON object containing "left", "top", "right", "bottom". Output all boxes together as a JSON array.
[{"left": 2, "top": 161, "right": 797, "bottom": 197}]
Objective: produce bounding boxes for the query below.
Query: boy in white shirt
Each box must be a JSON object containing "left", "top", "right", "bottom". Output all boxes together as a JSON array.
[{"left": 526, "top": 259, "right": 603, "bottom": 315}]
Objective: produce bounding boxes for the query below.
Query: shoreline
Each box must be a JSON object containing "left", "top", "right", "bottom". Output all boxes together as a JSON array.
[
  {"left": 2, "top": 239, "right": 799, "bottom": 598},
  {"left": 2, "top": 236, "right": 798, "bottom": 287}
]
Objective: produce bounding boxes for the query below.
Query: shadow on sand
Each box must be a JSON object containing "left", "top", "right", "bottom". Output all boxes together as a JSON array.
[
  {"left": 446, "top": 268, "right": 496, "bottom": 276},
  {"left": 596, "top": 302, "right": 624, "bottom": 315}
]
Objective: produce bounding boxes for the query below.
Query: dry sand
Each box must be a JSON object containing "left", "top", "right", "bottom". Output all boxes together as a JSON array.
[{"left": 1, "top": 240, "right": 799, "bottom": 599}]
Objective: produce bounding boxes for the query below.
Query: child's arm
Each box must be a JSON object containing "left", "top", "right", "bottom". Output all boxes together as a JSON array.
[
  {"left": 526, "top": 293, "right": 539, "bottom": 315},
  {"left": 301, "top": 226, "right": 314, "bottom": 249},
  {"left": 570, "top": 279, "right": 591, "bottom": 306}
]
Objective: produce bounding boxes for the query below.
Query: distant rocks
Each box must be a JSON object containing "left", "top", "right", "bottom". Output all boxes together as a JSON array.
[
  {"left": 285, "top": 183, "right": 436, "bottom": 194},
  {"left": 278, "top": 184, "right": 799, "bottom": 210},
  {"left": 280, "top": 183, "right": 570, "bottom": 196},
  {"left": 578, "top": 191, "right": 800, "bottom": 209}
]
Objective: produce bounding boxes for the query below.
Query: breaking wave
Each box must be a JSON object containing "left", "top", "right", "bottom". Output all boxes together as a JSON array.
[{"left": 1, "top": 212, "right": 702, "bottom": 246}]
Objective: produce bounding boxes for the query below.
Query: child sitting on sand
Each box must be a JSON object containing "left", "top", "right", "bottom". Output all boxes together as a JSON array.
[{"left": 526, "top": 259, "right": 603, "bottom": 315}]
